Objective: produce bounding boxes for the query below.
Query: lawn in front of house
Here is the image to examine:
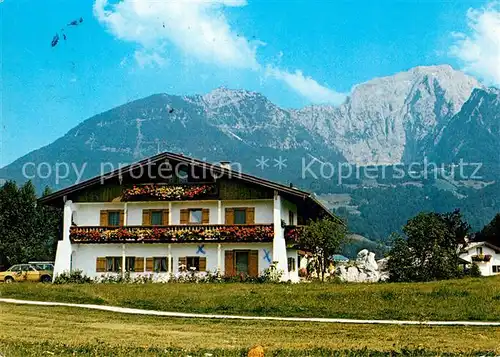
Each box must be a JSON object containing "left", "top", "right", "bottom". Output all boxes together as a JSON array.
[
  {"left": 1, "top": 276, "right": 500, "bottom": 321},
  {"left": 0, "top": 304, "right": 499, "bottom": 356}
]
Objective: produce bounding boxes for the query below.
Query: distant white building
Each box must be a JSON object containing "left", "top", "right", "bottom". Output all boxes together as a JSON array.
[
  {"left": 460, "top": 241, "right": 500, "bottom": 276},
  {"left": 40, "top": 152, "right": 338, "bottom": 282}
]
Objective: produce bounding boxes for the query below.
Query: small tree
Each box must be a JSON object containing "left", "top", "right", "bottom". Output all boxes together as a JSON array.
[
  {"left": 387, "top": 210, "right": 470, "bottom": 282},
  {"left": 299, "top": 218, "right": 348, "bottom": 281}
]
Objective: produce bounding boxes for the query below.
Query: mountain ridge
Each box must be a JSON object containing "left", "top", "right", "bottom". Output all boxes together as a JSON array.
[{"left": 1, "top": 64, "right": 498, "bottom": 242}]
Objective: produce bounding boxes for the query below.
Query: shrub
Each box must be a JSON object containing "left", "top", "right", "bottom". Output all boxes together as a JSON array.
[
  {"left": 261, "top": 262, "right": 284, "bottom": 282},
  {"left": 468, "top": 263, "right": 482, "bottom": 277},
  {"left": 53, "top": 270, "right": 93, "bottom": 284}
]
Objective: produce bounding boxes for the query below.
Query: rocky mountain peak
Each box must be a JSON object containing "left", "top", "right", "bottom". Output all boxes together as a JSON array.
[
  {"left": 291, "top": 65, "right": 482, "bottom": 165},
  {"left": 200, "top": 87, "right": 264, "bottom": 111}
]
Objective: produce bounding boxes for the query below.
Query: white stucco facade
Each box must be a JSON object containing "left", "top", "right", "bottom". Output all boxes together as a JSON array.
[
  {"left": 460, "top": 242, "right": 500, "bottom": 276},
  {"left": 72, "top": 199, "right": 276, "bottom": 226},
  {"left": 54, "top": 196, "right": 301, "bottom": 282}
]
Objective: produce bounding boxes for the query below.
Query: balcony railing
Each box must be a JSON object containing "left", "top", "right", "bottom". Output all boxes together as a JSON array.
[
  {"left": 122, "top": 183, "right": 217, "bottom": 201},
  {"left": 70, "top": 224, "right": 274, "bottom": 243},
  {"left": 471, "top": 254, "right": 492, "bottom": 262},
  {"left": 284, "top": 225, "right": 305, "bottom": 246}
]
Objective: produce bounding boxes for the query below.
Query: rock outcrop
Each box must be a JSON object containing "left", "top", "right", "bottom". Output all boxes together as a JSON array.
[{"left": 336, "top": 249, "right": 389, "bottom": 282}]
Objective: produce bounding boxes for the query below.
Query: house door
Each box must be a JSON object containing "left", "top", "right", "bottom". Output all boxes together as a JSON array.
[{"left": 235, "top": 251, "right": 249, "bottom": 275}]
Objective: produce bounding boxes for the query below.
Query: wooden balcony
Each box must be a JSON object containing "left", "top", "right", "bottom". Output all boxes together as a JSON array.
[
  {"left": 122, "top": 183, "right": 218, "bottom": 202},
  {"left": 284, "top": 225, "right": 305, "bottom": 247},
  {"left": 70, "top": 224, "right": 274, "bottom": 244}
]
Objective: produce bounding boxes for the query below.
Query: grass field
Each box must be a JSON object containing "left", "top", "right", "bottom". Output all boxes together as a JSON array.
[
  {"left": 1, "top": 276, "right": 500, "bottom": 321},
  {"left": 1, "top": 304, "right": 500, "bottom": 356}
]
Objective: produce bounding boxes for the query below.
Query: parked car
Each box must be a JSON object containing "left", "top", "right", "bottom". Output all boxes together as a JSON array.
[{"left": 0, "top": 264, "right": 52, "bottom": 283}]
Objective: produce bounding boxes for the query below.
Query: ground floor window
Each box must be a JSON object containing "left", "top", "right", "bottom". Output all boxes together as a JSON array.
[
  {"left": 106, "top": 257, "right": 121, "bottom": 272},
  {"left": 186, "top": 257, "right": 200, "bottom": 271},
  {"left": 235, "top": 251, "right": 249, "bottom": 275},
  {"left": 106, "top": 256, "right": 135, "bottom": 272},
  {"left": 154, "top": 257, "right": 168, "bottom": 272},
  {"left": 125, "top": 257, "right": 135, "bottom": 272},
  {"left": 288, "top": 257, "right": 296, "bottom": 272},
  {"left": 493, "top": 265, "right": 500, "bottom": 273}
]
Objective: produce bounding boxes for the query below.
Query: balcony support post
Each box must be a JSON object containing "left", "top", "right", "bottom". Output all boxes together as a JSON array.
[
  {"left": 168, "top": 244, "right": 172, "bottom": 274},
  {"left": 217, "top": 243, "right": 222, "bottom": 274},
  {"left": 273, "top": 192, "right": 289, "bottom": 281},
  {"left": 121, "top": 243, "right": 126, "bottom": 279}
]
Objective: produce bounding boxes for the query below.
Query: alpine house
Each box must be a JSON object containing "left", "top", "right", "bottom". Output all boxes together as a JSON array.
[{"left": 40, "top": 152, "right": 336, "bottom": 282}]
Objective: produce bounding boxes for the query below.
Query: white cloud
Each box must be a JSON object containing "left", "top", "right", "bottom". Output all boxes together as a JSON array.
[
  {"left": 134, "top": 49, "right": 167, "bottom": 68},
  {"left": 267, "top": 67, "right": 347, "bottom": 105},
  {"left": 93, "top": 0, "right": 259, "bottom": 69},
  {"left": 93, "top": 0, "right": 346, "bottom": 105},
  {"left": 450, "top": 2, "right": 500, "bottom": 85}
]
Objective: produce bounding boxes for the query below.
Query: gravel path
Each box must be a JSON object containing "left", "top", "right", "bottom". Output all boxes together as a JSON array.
[{"left": 2, "top": 298, "right": 500, "bottom": 326}]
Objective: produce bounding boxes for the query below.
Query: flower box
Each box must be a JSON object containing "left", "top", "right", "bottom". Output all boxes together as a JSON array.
[
  {"left": 471, "top": 254, "right": 492, "bottom": 262},
  {"left": 70, "top": 225, "right": 274, "bottom": 243},
  {"left": 122, "top": 184, "right": 215, "bottom": 201}
]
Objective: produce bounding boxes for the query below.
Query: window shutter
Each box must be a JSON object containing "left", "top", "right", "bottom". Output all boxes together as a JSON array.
[
  {"left": 163, "top": 209, "right": 169, "bottom": 225},
  {"left": 180, "top": 209, "right": 189, "bottom": 224},
  {"left": 96, "top": 257, "right": 106, "bottom": 272},
  {"left": 202, "top": 209, "right": 210, "bottom": 224},
  {"left": 225, "top": 208, "right": 234, "bottom": 224},
  {"left": 199, "top": 257, "right": 207, "bottom": 272},
  {"left": 100, "top": 211, "right": 108, "bottom": 227},
  {"left": 119, "top": 210, "right": 125, "bottom": 226},
  {"left": 142, "top": 210, "right": 151, "bottom": 225},
  {"left": 135, "top": 257, "right": 145, "bottom": 272},
  {"left": 145, "top": 257, "right": 153, "bottom": 272},
  {"left": 224, "top": 250, "right": 234, "bottom": 276},
  {"left": 246, "top": 208, "right": 255, "bottom": 224},
  {"left": 178, "top": 257, "right": 187, "bottom": 270},
  {"left": 249, "top": 250, "right": 259, "bottom": 277}
]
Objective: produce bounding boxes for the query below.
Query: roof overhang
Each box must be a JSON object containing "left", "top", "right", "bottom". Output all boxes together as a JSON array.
[{"left": 38, "top": 151, "right": 340, "bottom": 223}]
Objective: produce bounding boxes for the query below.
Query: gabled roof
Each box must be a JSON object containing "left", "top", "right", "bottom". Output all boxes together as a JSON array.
[
  {"left": 464, "top": 241, "right": 500, "bottom": 254},
  {"left": 38, "top": 151, "right": 340, "bottom": 222}
]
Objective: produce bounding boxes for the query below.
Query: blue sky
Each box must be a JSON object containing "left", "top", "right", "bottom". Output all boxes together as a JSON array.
[{"left": 1, "top": 0, "right": 499, "bottom": 167}]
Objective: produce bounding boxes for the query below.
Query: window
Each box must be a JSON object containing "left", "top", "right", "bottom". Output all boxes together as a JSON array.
[
  {"left": 289, "top": 210, "right": 295, "bottom": 225},
  {"left": 476, "top": 247, "right": 483, "bottom": 255},
  {"left": 125, "top": 257, "right": 135, "bottom": 272},
  {"left": 225, "top": 207, "right": 254, "bottom": 224},
  {"left": 235, "top": 251, "right": 249, "bottom": 274},
  {"left": 177, "top": 167, "right": 189, "bottom": 183},
  {"left": 493, "top": 266, "right": 500, "bottom": 273},
  {"left": 186, "top": 257, "right": 200, "bottom": 271},
  {"left": 288, "top": 257, "right": 296, "bottom": 272},
  {"left": 106, "top": 257, "right": 135, "bottom": 272},
  {"left": 234, "top": 208, "right": 247, "bottom": 224},
  {"left": 154, "top": 257, "right": 168, "bottom": 272},
  {"left": 108, "top": 211, "right": 121, "bottom": 226},
  {"left": 106, "top": 257, "right": 121, "bottom": 272},
  {"left": 151, "top": 210, "right": 164, "bottom": 225},
  {"left": 8, "top": 265, "right": 22, "bottom": 272},
  {"left": 189, "top": 209, "right": 203, "bottom": 224}
]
